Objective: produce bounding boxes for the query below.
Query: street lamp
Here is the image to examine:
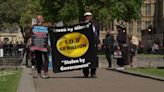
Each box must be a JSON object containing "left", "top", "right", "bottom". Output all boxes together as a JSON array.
[
  {"left": 148, "top": 25, "right": 152, "bottom": 32},
  {"left": 148, "top": 25, "right": 155, "bottom": 40},
  {"left": 148, "top": 28, "right": 152, "bottom": 32}
]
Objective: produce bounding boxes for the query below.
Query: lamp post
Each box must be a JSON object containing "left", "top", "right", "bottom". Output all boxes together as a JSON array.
[
  {"left": 148, "top": 25, "right": 153, "bottom": 40},
  {"left": 149, "top": 0, "right": 156, "bottom": 42},
  {"left": 162, "top": 27, "right": 164, "bottom": 47}
]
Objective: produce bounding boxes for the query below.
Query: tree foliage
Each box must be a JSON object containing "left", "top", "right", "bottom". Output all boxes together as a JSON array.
[
  {"left": 0, "top": 0, "right": 43, "bottom": 39},
  {"left": 0, "top": 0, "right": 25, "bottom": 29},
  {"left": 19, "top": 0, "right": 42, "bottom": 28},
  {"left": 0, "top": 0, "right": 41, "bottom": 30},
  {"left": 0, "top": 0, "right": 143, "bottom": 29},
  {"left": 40, "top": 0, "right": 143, "bottom": 25}
]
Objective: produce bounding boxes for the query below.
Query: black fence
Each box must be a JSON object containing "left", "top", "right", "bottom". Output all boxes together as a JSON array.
[
  {"left": 0, "top": 44, "right": 25, "bottom": 66},
  {"left": 0, "top": 44, "right": 25, "bottom": 58}
]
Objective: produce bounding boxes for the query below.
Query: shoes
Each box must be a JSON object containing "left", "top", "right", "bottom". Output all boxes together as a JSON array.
[
  {"left": 91, "top": 74, "right": 97, "bottom": 78},
  {"left": 116, "top": 67, "right": 125, "bottom": 70},
  {"left": 42, "top": 75, "right": 49, "bottom": 79},
  {"left": 42, "top": 73, "right": 49, "bottom": 79},
  {"left": 108, "top": 66, "right": 112, "bottom": 69},
  {"left": 35, "top": 73, "right": 49, "bottom": 79},
  {"left": 84, "top": 74, "right": 89, "bottom": 78},
  {"left": 31, "top": 66, "right": 35, "bottom": 69},
  {"left": 36, "top": 73, "right": 42, "bottom": 79}
]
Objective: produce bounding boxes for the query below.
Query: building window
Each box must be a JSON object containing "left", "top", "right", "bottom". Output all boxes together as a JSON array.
[
  {"left": 145, "top": 4, "right": 151, "bottom": 16},
  {"left": 145, "top": 21, "right": 151, "bottom": 28},
  {"left": 137, "top": 21, "right": 141, "bottom": 32},
  {"left": 129, "top": 21, "right": 133, "bottom": 33}
]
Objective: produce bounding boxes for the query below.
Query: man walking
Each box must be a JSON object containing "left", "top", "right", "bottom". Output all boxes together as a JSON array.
[
  {"left": 82, "top": 12, "right": 100, "bottom": 78},
  {"left": 29, "top": 15, "right": 49, "bottom": 79},
  {"left": 104, "top": 30, "right": 114, "bottom": 68}
]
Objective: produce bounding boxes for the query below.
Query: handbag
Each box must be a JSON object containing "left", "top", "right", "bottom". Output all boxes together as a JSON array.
[
  {"left": 130, "top": 48, "right": 136, "bottom": 54},
  {"left": 113, "top": 49, "right": 122, "bottom": 59},
  {"left": 130, "top": 44, "right": 137, "bottom": 54}
]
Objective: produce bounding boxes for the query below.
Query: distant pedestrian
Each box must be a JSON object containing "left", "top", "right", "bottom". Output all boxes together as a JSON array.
[
  {"left": 152, "top": 42, "right": 159, "bottom": 54},
  {"left": 128, "top": 34, "right": 139, "bottom": 67},
  {"left": 104, "top": 30, "right": 114, "bottom": 68},
  {"left": 0, "top": 40, "right": 4, "bottom": 57},
  {"left": 9, "top": 41, "right": 13, "bottom": 56},
  {"left": 116, "top": 25, "right": 129, "bottom": 69}
]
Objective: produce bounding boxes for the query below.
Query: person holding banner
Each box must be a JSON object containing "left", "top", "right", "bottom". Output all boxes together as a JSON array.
[
  {"left": 29, "top": 15, "right": 49, "bottom": 79},
  {"left": 82, "top": 12, "right": 100, "bottom": 78}
]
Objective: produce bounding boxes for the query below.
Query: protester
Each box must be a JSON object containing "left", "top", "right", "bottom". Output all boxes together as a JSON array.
[
  {"left": 29, "top": 15, "right": 49, "bottom": 79},
  {"left": 82, "top": 12, "right": 100, "bottom": 78},
  {"left": 128, "top": 34, "right": 139, "bottom": 67},
  {"left": 104, "top": 30, "right": 114, "bottom": 68},
  {"left": 116, "top": 25, "right": 129, "bottom": 69}
]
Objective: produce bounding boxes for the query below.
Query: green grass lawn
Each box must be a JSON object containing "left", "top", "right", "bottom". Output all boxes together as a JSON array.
[
  {"left": 129, "top": 68, "right": 164, "bottom": 77},
  {"left": 0, "top": 70, "right": 22, "bottom": 92},
  {"left": 98, "top": 54, "right": 163, "bottom": 58},
  {"left": 137, "top": 54, "right": 163, "bottom": 58}
]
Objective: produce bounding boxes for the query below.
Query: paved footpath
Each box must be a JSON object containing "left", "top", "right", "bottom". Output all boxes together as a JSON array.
[
  {"left": 18, "top": 55, "right": 164, "bottom": 92},
  {"left": 34, "top": 69, "right": 164, "bottom": 92}
]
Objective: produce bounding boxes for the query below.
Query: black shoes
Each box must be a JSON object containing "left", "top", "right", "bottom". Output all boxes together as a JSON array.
[
  {"left": 83, "top": 74, "right": 97, "bottom": 78},
  {"left": 84, "top": 74, "right": 89, "bottom": 78},
  {"left": 91, "top": 74, "right": 97, "bottom": 78}
]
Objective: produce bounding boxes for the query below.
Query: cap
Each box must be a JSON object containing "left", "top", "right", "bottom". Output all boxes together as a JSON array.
[{"left": 84, "top": 12, "right": 92, "bottom": 16}]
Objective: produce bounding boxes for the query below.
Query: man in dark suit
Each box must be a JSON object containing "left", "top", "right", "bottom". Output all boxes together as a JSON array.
[{"left": 82, "top": 12, "right": 100, "bottom": 78}]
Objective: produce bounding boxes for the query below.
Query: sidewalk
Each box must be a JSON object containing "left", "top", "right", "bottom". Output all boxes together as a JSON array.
[
  {"left": 33, "top": 69, "right": 164, "bottom": 92},
  {"left": 17, "top": 55, "right": 164, "bottom": 92},
  {"left": 17, "top": 66, "right": 35, "bottom": 92}
]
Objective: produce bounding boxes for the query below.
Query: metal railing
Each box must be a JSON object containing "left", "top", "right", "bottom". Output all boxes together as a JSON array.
[{"left": 0, "top": 46, "right": 24, "bottom": 66}]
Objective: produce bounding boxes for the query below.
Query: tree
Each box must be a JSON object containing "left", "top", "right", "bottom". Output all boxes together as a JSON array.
[
  {"left": 0, "top": 0, "right": 41, "bottom": 38},
  {"left": 39, "top": 0, "right": 143, "bottom": 27},
  {"left": 0, "top": 0, "right": 143, "bottom": 31},
  {"left": 0, "top": 0, "right": 25, "bottom": 29},
  {"left": 39, "top": 0, "right": 79, "bottom": 25}
]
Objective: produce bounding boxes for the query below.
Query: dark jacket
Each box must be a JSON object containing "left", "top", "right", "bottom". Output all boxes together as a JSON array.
[
  {"left": 91, "top": 21, "right": 100, "bottom": 45},
  {"left": 104, "top": 34, "right": 114, "bottom": 48},
  {"left": 116, "top": 31, "right": 127, "bottom": 45},
  {"left": 81, "top": 20, "right": 100, "bottom": 45}
]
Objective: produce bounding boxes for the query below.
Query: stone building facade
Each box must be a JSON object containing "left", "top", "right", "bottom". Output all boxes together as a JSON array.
[{"left": 0, "top": 28, "right": 24, "bottom": 44}]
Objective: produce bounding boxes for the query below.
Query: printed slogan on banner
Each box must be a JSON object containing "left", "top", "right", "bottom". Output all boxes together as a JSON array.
[
  {"left": 30, "top": 26, "right": 48, "bottom": 52},
  {"left": 49, "top": 23, "right": 98, "bottom": 73}
]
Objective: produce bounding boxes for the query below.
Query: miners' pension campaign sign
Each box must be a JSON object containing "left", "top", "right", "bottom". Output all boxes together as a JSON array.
[
  {"left": 49, "top": 22, "right": 97, "bottom": 73},
  {"left": 30, "top": 26, "right": 48, "bottom": 52}
]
